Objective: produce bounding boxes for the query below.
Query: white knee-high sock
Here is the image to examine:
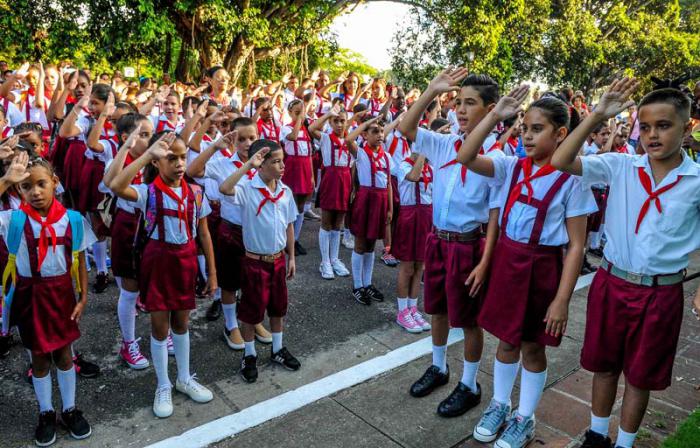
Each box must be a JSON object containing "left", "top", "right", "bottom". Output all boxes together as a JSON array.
[
  {"left": 92, "top": 240, "right": 108, "bottom": 273},
  {"left": 198, "top": 255, "right": 208, "bottom": 281},
  {"left": 351, "top": 251, "right": 364, "bottom": 289},
  {"left": 461, "top": 360, "right": 480, "bottom": 391},
  {"left": 329, "top": 230, "right": 341, "bottom": 261},
  {"left": 517, "top": 367, "right": 547, "bottom": 418},
  {"left": 294, "top": 213, "right": 304, "bottom": 240},
  {"left": 318, "top": 229, "right": 331, "bottom": 265},
  {"left": 117, "top": 289, "right": 139, "bottom": 342},
  {"left": 171, "top": 331, "right": 191, "bottom": 383},
  {"left": 150, "top": 336, "right": 171, "bottom": 388},
  {"left": 33, "top": 372, "right": 53, "bottom": 412},
  {"left": 362, "top": 252, "right": 374, "bottom": 287},
  {"left": 222, "top": 303, "right": 238, "bottom": 331},
  {"left": 56, "top": 366, "right": 76, "bottom": 411},
  {"left": 493, "top": 359, "right": 520, "bottom": 406},
  {"left": 432, "top": 344, "right": 447, "bottom": 373}
]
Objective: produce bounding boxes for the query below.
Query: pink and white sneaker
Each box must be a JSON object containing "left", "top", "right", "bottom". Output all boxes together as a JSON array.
[
  {"left": 120, "top": 339, "right": 150, "bottom": 370},
  {"left": 166, "top": 334, "right": 175, "bottom": 356},
  {"left": 410, "top": 307, "right": 431, "bottom": 331},
  {"left": 396, "top": 308, "right": 423, "bottom": 333}
]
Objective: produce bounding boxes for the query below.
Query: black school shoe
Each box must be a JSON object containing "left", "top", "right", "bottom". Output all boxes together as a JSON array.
[
  {"left": 581, "top": 256, "right": 598, "bottom": 275},
  {"left": 410, "top": 365, "right": 450, "bottom": 397},
  {"left": 271, "top": 347, "right": 301, "bottom": 371},
  {"left": 73, "top": 354, "right": 101, "bottom": 378},
  {"left": 93, "top": 272, "right": 110, "bottom": 294},
  {"left": 206, "top": 299, "right": 222, "bottom": 321},
  {"left": 294, "top": 241, "right": 307, "bottom": 256},
  {"left": 35, "top": 410, "right": 57, "bottom": 447},
  {"left": 0, "top": 333, "right": 12, "bottom": 358},
  {"left": 581, "top": 430, "right": 613, "bottom": 448},
  {"left": 437, "top": 382, "right": 481, "bottom": 417},
  {"left": 60, "top": 408, "right": 91, "bottom": 440},
  {"left": 352, "top": 288, "right": 372, "bottom": 306},
  {"left": 240, "top": 355, "right": 258, "bottom": 383},
  {"left": 365, "top": 285, "right": 384, "bottom": 302}
]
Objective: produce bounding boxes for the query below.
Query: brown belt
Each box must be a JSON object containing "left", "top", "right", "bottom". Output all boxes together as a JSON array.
[
  {"left": 245, "top": 251, "right": 284, "bottom": 263},
  {"left": 434, "top": 228, "right": 482, "bottom": 242}
]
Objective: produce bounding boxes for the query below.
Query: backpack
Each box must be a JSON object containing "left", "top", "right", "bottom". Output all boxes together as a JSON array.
[{"left": 1, "top": 209, "right": 83, "bottom": 331}]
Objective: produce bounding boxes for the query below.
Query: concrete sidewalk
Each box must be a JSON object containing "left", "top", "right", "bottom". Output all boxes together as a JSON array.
[{"left": 213, "top": 266, "right": 700, "bottom": 448}]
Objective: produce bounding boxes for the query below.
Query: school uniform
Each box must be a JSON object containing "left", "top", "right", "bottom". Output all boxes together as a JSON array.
[
  {"left": 349, "top": 145, "right": 393, "bottom": 240},
  {"left": 190, "top": 136, "right": 225, "bottom": 239},
  {"left": 20, "top": 91, "right": 52, "bottom": 153},
  {"left": 0, "top": 206, "right": 96, "bottom": 353},
  {"left": 257, "top": 118, "right": 280, "bottom": 142},
  {"left": 579, "top": 152, "right": 700, "bottom": 390},
  {"left": 132, "top": 180, "right": 210, "bottom": 312},
  {"left": 151, "top": 113, "right": 185, "bottom": 134},
  {"left": 1, "top": 125, "right": 13, "bottom": 139},
  {"left": 78, "top": 129, "right": 119, "bottom": 217},
  {"left": 368, "top": 98, "right": 385, "bottom": 117},
  {"left": 478, "top": 156, "right": 597, "bottom": 347},
  {"left": 315, "top": 93, "right": 330, "bottom": 118},
  {"left": 413, "top": 128, "right": 501, "bottom": 328},
  {"left": 582, "top": 143, "right": 609, "bottom": 237},
  {"left": 391, "top": 158, "right": 433, "bottom": 262},
  {"left": 1, "top": 97, "right": 23, "bottom": 127},
  {"left": 63, "top": 109, "right": 92, "bottom": 202},
  {"left": 233, "top": 174, "right": 297, "bottom": 325},
  {"left": 386, "top": 130, "right": 413, "bottom": 224},
  {"left": 204, "top": 152, "right": 256, "bottom": 292},
  {"left": 317, "top": 132, "right": 352, "bottom": 212},
  {"left": 280, "top": 123, "right": 314, "bottom": 195},
  {"left": 103, "top": 155, "right": 145, "bottom": 279}
]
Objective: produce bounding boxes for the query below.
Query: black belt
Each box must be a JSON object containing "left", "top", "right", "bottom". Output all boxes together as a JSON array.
[{"left": 434, "top": 228, "right": 482, "bottom": 242}]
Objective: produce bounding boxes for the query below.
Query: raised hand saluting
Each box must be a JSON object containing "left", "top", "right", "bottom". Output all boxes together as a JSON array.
[
  {"left": 491, "top": 84, "right": 530, "bottom": 121},
  {"left": 426, "top": 67, "right": 470, "bottom": 95},
  {"left": 592, "top": 77, "right": 640, "bottom": 120}
]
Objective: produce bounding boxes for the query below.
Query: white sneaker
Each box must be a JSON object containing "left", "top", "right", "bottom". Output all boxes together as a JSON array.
[
  {"left": 331, "top": 259, "right": 350, "bottom": 277},
  {"left": 153, "top": 385, "right": 173, "bottom": 418},
  {"left": 304, "top": 209, "right": 321, "bottom": 220},
  {"left": 319, "top": 262, "right": 335, "bottom": 280},
  {"left": 175, "top": 374, "right": 213, "bottom": 403},
  {"left": 342, "top": 233, "right": 355, "bottom": 249}
]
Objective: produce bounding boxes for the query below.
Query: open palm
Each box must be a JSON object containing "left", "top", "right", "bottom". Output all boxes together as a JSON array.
[
  {"left": 493, "top": 84, "right": 530, "bottom": 121},
  {"left": 595, "top": 78, "right": 640, "bottom": 119},
  {"left": 428, "top": 68, "right": 470, "bottom": 94}
]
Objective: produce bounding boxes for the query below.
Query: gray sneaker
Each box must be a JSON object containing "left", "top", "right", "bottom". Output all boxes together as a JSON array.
[
  {"left": 495, "top": 411, "right": 536, "bottom": 448},
  {"left": 473, "top": 399, "right": 511, "bottom": 442}
]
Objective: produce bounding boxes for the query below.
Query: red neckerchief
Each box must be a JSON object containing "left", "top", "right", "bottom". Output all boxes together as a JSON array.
[
  {"left": 220, "top": 147, "right": 233, "bottom": 158},
  {"left": 363, "top": 145, "right": 386, "bottom": 178},
  {"left": 256, "top": 187, "right": 285, "bottom": 216},
  {"left": 20, "top": 199, "right": 67, "bottom": 271},
  {"left": 370, "top": 98, "right": 383, "bottom": 115},
  {"left": 635, "top": 167, "right": 682, "bottom": 233},
  {"left": 503, "top": 157, "right": 557, "bottom": 219},
  {"left": 154, "top": 176, "right": 191, "bottom": 239},
  {"left": 439, "top": 138, "right": 501, "bottom": 185},
  {"left": 405, "top": 158, "right": 433, "bottom": 190},
  {"left": 316, "top": 93, "right": 325, "bottom": 116},
  {"left": 1, "top": 126, "right": 11, "bottom": 138},
  {"left": 615, "top": 145, "right": 629, "bottom": 154},
  {"left": 329, "top": 132, "right": 349, "bottom": 162},
  {"left": 388, "top": 134, "right": 410, "bottom": 158},
  {"left": 290, "top": 122, "right": 310, "bottom": 142},
  {"left": 258, "top": 119, "right": 279, "bottom": 141},
  {"left": 203, "top": 134, "right": 214, "bottom": 143},
  {"left": 233, "top": 160, "right": 255, "bottom": 179},
  {"left": 124, "top": 152, "right": 143, "bottom": 185},
  {"left": 156, "top": 116, "right": 178, "bottom": 133},
  {"left": 419, "top": 118, "right": 429, "bottom": 127},
  {"left": 507, "top": 136, "right": 518, "bottom": 149},
  {"left": 101, "top": 121, "right": 119, "bottom": 142}
]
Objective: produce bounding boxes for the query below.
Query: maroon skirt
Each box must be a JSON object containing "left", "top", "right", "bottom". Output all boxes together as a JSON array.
[
  {"left": 139, "top": 239, "right": 198, "bottom": 312},
  {"left": 49, "top": 136, "right": 71, "bottom": 179},
  {"left": 580, "top": 267, "right": 684, "bottom": 390},
  {"left": 282, "top": 154, "right": 313, "bottom": 195},
  {"left": 111, "top": 208, "right": 140, "bottom": 279},
  {"left": 208, "top": 200, "right": 222, "bottom": 241},
  {"left": 319, "top": 166, "right": 352, "bottom": 212},
  {"left": 479, "top": 235, "right": 564, "bottom": 347},
  {"left": 349, "top": 186, "right": 388, "bottom": 240},
  {"left": 587, "top": 187, "right": 608, "bottom": 233},
  {"left": 216, "top": 221, "right": 245, "bottom": 292},
  {"left": 63, "top": 140, "right": 87, "bottom": 201},
  {"left": 11, "top": 274, "right": 80, "bottom": 354},
  {"left": 78, "top": 158, "right": 106, "bottom": 214},
  {"left": 391, "top": 205, "right": 432, "bottom": 262}
]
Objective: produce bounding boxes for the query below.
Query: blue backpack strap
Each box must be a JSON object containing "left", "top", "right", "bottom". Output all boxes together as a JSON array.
[
  {"left": 66, "top": 210, "right": 84, "bottom": 294},
  {"left": 2, "top": 209, "right": 27, "bottom": 332}
]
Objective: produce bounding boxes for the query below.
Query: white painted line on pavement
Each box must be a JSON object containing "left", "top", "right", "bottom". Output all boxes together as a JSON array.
[{"left": 148, "top": 273, "right": 595, "bottom": 448}]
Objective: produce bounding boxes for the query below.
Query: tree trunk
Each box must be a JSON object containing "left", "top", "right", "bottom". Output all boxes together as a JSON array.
[
  {"left": 175, "top": 40, "right": 190, "bottom": 82},
  {"left": 163, "top": 33, "right": 173, "bottom": 75}
]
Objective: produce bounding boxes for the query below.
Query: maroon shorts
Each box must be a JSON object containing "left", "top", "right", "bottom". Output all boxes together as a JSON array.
[
  {"left": 282, "top": 154, "right": 313, "bottom": 195},
  {"left": 423, "top": 232, "right": 484, "bottom": 328},
  {"left": 77, "top": 158, "right": 106, "bottom": 214},
  {"left": 349, "top": 186, "right": 388, "bottom": 241},
  {"left": 11, "top": 274, "right": 79, "bottom": 354},
  {"left": 391, "top": 205, "right": 432, "bottom": 262},
  {"left": 238, "top": 256, "right": 288, "bottom": 325},
  {"left": 216, "top": 221, "right": 245, "bottom": 292},
  {"left": 139, "top": 239, "right": 198, "bottom": 312},
  {"left": 479, "top": 236, "right": 564, "bottom": 347},
  {"left": 319, "top": 166, "right": 351, "bottom": 212},
  {"left": 587, "top": 187, "right": 608, "bottom": 233},
  {"left": 208, "top": 200, "right": 222, "bottom": 241},
  {"left": 580, "top": 268, "right": 684, "bottom": 390},
  {"left": 111, "top": 208, "right": 139, "bottom": 279},
  {"left": 63, "top": 140, "right": 87, "bottom": 201}
]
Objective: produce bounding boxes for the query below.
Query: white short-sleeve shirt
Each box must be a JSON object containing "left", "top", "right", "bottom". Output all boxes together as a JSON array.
[
  {"left": 318, "top": 132, "right": 352, "bottom": 168},
  {"left": 2, "top": 99, "right": 24, "bottom": 127},
  {"left": 132, "top": 183, "right": 211, "bottom": 244},
  {"left": 0, "top": 210, "right": 96, "bottom": 277},
  {"left": 205, "top": 151, "right": 256, "bottom": 225},
  {"left": 280, "top": 125, "right": 313, "bottom": 157},
  {"left": 490, "top": 156, "right": 598, "bottom": 246},
  {"left": 386, "top": 130, "right": 412, "bottom": 166},
  {"left": 413, "top": 128, "right": 502, "bottom": 232},
  {"left": 396, "top": 159, "right": 433, "bottom": 206},
  {"left": 356, "top": 147, "right": 394, "bottom": 188},
  {"left": 233, "top": 174, "right": 297, "bottom": 254},
  {"left": 581, "top": 152, "right": 700, "bottom": 274}
]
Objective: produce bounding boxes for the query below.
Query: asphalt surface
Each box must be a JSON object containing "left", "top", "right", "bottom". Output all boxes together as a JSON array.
[{"left": 0, "top": 216, "right": 402, "bottom": 447}]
